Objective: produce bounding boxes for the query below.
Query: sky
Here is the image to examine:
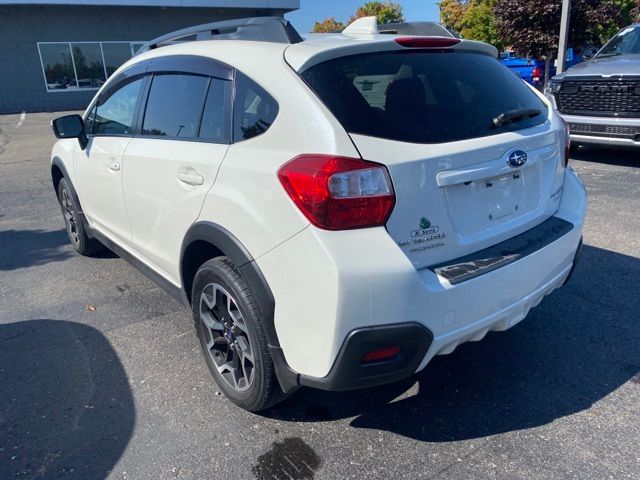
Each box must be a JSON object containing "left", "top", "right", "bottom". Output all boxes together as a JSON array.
[{"left": 285, "top": 0, "right": 441, "bottom": 34}]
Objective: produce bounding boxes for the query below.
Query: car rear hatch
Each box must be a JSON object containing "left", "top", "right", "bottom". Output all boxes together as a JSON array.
[{"left": 291, "top": 39, "right": 567, "bottom": 270}]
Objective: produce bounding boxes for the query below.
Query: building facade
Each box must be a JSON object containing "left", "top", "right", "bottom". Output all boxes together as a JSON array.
[{"left": 0, "top": 1, "right": 299, "bottom": 113}]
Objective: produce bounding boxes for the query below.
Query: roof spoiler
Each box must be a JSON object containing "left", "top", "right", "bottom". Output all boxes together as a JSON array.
[
  {"left": 135, "top": 16, "right": 303, "bottom": 56},
  {"left": 342, "top": 16, "right": 457, "bottom": 38}
]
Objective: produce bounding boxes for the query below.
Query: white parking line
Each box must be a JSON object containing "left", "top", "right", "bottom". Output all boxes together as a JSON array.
[{"left": 15, "top": 111, "right": 26, "bottom": 128}]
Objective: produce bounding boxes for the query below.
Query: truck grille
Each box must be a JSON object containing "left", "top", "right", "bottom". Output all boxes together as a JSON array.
[
  {"left": 568, "top": 122, "right": 640, "bottom": 140},
  {"left": 556, "top": 79, "right": 640, "bottom": 118}
]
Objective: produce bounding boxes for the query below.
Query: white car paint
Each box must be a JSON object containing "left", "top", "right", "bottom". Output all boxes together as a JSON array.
[{"left": 52, "top": 26, "right": 587, "bottom": 383}]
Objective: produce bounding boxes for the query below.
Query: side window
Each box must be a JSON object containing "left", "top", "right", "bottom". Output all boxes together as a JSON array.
[
  {"left": 199, "top": 78, "right": 232, "bottom": 143},
  {"left": 233, "top": 72, "right": 278, "bottom": 142},
  {"left": 94, "top": 77, "right": 145, "bottom": 135},
  {"left": 142, "top": 74, "right": 209, "bottom": 138}
]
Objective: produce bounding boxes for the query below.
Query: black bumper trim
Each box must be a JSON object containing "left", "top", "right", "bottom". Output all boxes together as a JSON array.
[
  {"left": 431, "top": 216, "right": 574, "bottom": 285},
  {"left": 563, "top": 236, "right": 583, "bottom": 286},
  {"left": 299, "top": 323, "right": 433, "bottom": 391}
]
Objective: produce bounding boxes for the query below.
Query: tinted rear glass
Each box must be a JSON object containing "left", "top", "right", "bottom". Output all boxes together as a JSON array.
[
  {"left": 301, "top": 50, "right": 548, "bottom": 144},
  {"left": 142, "top": 74, "right": 209, "bottom": 138},
  {"left": 233, "top": 72, "right": 278, "bottom": 142}
]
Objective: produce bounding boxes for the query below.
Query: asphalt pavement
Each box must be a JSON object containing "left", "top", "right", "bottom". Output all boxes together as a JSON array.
[{"left": 1, "top": 111, "right": 639, "bottom": 479}]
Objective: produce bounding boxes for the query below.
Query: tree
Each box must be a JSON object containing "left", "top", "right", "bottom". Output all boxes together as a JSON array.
[
  {"left": 439, "top": 0, "right": 467, "bottom": 34},
  {"left": 312, "top": 17, "right": 345, "bottom": 33},
  {"left": 600, "top": 0, "right": 640, "bottom": 41},
  {"left": 439, "top": 1, "right": 502, "bottom": 50},
  {"left": 349, "top": 1, "right": 405, "bottom": 24},
  {"left": 494, "top": 0, "right": 623, "bottom": 82},
  {"left": 634, "top": 0, "right": 640, "bottom": 20}
]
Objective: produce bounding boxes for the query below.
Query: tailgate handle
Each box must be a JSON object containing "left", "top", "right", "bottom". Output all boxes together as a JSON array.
[
  {"left": 436, "top": 161, "right": 513, "bottom": 187},
  {"left": 436, "top": 144, "right": 554, "bottom": 188}
]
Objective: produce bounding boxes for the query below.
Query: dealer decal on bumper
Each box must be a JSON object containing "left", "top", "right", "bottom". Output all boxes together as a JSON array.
[{"left": 398, "top": 217, "right": 447, "bottom": 252}]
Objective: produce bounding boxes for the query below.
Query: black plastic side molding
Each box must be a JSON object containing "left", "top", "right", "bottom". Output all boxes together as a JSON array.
[
  {"left": 51, "top": 158, "right": 93, "bottom": 238},
  {"left": 181, "top": 222, "right": 301, "bottom": 393}
]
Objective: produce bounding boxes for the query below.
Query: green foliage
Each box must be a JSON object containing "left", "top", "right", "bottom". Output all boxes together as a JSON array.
[
  {"left": 438, "top": 1, "right": 502, "bottom": 50},
  {"left": 349, "top": 1, "right": 405, "bottom": 24},
  {"left": 595, "top": 0, "right": 637, "bottom": 43},
  {"left": 313, "top": 2, "right": 404, "bottom": 33},
  {"left": 312, "top": 17, "right": 345, "bottom": 33},
  {"left": 439, "top": 0, "right": 467, "bottom": 34}
]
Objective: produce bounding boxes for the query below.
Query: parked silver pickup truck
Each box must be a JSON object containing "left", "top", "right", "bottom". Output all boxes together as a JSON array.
[{"left": 546, "top": 24, "right": 640, "bottom": 148}]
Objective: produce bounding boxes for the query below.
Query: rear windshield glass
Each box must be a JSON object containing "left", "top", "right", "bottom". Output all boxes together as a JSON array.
[{"left": 300, "top": 50, "right": 548, "bottom": 144}]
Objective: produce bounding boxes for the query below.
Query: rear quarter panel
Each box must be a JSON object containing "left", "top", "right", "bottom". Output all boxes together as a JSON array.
[{"left": 196, "top": 42, "right": 360, "bottom": 261}]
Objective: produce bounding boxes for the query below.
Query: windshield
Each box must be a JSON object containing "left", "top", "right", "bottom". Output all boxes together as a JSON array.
[
  {"left": 598, "top": 26, "right": 640, "bottom": 56},
  {"left": 301, "top": 50, "right": 548, "bottom": 144}
]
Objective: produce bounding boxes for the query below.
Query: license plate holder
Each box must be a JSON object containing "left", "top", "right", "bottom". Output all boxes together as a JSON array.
[{"left": 481, "top": 172, "right": 525, "bottom": 222}]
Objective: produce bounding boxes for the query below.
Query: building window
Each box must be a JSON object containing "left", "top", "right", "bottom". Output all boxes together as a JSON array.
[
  {"left": 103, "top": 43, "right": 134, "bottom": 77},
  {"left": 72, "top": 43, "right": 106, "bottom": 89},
  {"left": 37, "top": 42, "right": 142, "bottom": 92},
  {"left": 38, "top": 43, "right": 78, "bottom": 90}
]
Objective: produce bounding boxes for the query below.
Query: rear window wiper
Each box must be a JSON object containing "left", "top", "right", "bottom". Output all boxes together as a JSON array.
[{"left": 491, "top": 108, "right": 542, "bottom": 129}]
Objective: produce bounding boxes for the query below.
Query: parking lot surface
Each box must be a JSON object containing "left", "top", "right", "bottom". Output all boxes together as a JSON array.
[{"left": 1, "top": 112, "right": 639, "bottom": 479}]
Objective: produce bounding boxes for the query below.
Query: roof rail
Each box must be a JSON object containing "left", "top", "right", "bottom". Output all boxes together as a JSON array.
[
  {"left": 135, "top": 16, "right": 303, "bottom": 56},
  {"left": 342, "top": 16, "right": 457, "bottom": 39}
]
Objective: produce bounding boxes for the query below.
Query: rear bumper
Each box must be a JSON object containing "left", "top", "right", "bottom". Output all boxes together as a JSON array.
[
  {"left": 257, "top": 167, "right": 587, "bottom": 387},
  {"left": 299, "top": 323, "right": 433, "bottom": 391}
]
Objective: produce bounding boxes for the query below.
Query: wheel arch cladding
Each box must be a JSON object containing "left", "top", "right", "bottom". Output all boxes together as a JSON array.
[
  {"left": 51, "top": 156, "right": 71, "bottom": 193},
  {"left": 180, "top": 222, "right": 255, "bottom": 303},
  {"left": 51, "top": 157, "right": 92, "bottom": 238},
  {"left": 180, "top": 221, "right": 300, "bottom": 393}
]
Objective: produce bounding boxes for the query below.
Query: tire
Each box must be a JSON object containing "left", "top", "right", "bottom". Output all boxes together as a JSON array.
[
  {"left": 192, "top": 257, "right": 286, "bottom": 412},
  {"left": 57, "top": 177, "right": 104, "bottom": 256}
]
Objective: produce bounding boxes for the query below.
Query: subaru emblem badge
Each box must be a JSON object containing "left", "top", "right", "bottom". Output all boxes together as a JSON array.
[{"left": 508, "top": 150, "right": 528, "bottom": 168}]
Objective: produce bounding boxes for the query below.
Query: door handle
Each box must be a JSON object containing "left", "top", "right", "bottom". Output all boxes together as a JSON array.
[
  {"left": 107, "top": 161, "right": 121, "bottom": 172},
  {"left": 177, "top": 171, "right": 204, "bottom": 186}
]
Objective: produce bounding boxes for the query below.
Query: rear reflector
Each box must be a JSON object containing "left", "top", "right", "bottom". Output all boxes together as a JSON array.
[
  {"left": 395, "top": 37, "right": 461, "bottom": 48},
  {"left": 278, "top": 155, "right": 395, "bottom": 230},
  {"left": 362, "top": 346, "right": 401, "bottom": 363},
  {"left": 532, "top": 66, "right": 542, "bottom": 83}
]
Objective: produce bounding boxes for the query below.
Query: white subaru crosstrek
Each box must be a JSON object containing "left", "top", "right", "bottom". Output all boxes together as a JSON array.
[{"left": 50, "top": 17, "right": 586, "bottom": 411}]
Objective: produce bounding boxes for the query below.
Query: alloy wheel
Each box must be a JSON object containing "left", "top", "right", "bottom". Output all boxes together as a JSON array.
[
  {"left": 61, "top": 188, "right": 80, "bottom": 247},
  {"left": 199, "top": 283, "right": 255, "bottom": 392}
]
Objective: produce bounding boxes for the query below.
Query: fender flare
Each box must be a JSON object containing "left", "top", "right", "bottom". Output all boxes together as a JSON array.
[
  {"left": 51, "top": 157, "right": 93, "bottom": 238},
  {"left": 180, "top": 222, "right": 300, "bottom": 393}
]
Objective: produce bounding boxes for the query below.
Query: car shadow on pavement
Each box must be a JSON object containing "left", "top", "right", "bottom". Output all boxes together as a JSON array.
[
  {"left": 0, "top": 228, "right": 118, "bottom": 271},
  {"left": 572, "top": 145, "right": 639, "bottom": 167},
  {"left": 266, "top": 245, "right": 640, "bottom": 442},
  {"left": 0, "top": 229, "right": 72, "bottom": 271},
  {"left": 0, "top": 319, "right": 135, "bottom": 479}
]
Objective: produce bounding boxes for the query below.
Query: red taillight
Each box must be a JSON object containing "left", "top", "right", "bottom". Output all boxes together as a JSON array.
[
  {"left": 561, "top": 117, "right": 571, "bottom": 167},
  {"left": 278, "top": 155, "right": 396, "bottom": 231},
  {"left": 395, "top": 36, "right": 461, "bottom": 48},
  {"left": 362, "top": 346, "right": 401, "bottom": 363},
  {"left": 532, "top": 66, "right": 541, "bottom": 82}
]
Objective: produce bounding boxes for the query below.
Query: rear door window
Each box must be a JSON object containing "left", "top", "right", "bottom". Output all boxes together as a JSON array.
[
  {"left": 301, "top": 50, "right": 548, "bottom": 144},
  {"left": 199, "top": 78, "right": 232, "bottom": 143},
  {"left": 142, "top": 74, "right": 209, "bottom": 138}
]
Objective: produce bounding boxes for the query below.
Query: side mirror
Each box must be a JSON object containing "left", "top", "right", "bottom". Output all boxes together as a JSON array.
[{"left": 52, "top": 114, "right": 88, "bottom": 150}]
